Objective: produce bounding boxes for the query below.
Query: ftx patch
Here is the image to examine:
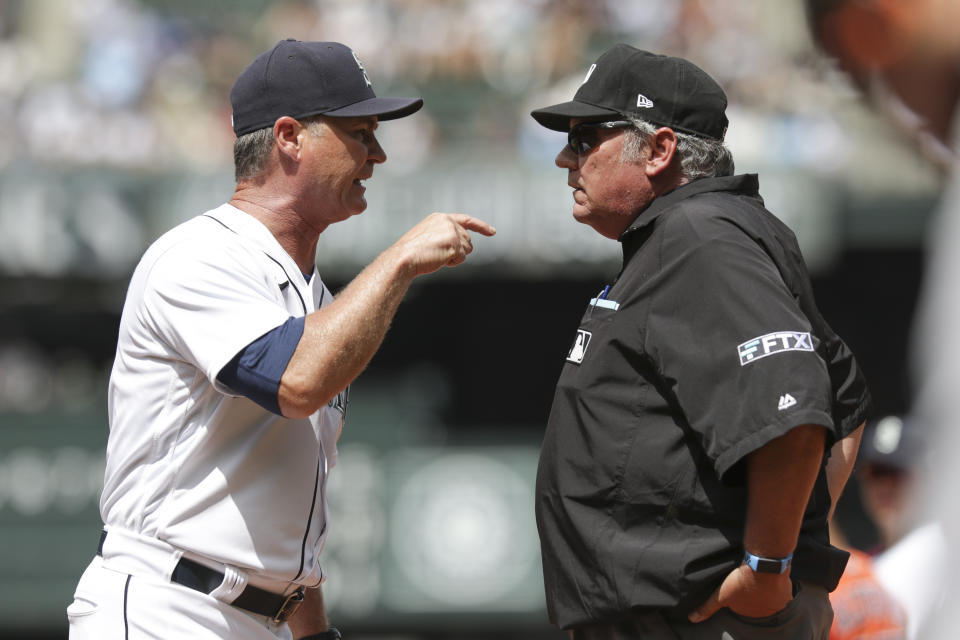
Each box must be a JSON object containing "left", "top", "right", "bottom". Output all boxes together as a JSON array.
[{"left": 738, "top": 331, "right": 813, "bottom": 366}]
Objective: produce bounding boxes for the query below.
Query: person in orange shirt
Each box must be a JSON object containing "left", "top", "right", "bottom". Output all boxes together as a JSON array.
[{"left": 829, "top": 545, "right": 906, "bottom": 640}]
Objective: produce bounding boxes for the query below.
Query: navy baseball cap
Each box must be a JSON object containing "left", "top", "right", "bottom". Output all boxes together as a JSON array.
[
  {"left": 531, "top": 44, "right": 728, "bottom": 141},
  {"left": 230, "top": 39, "right": 423, "bottom": 137},
  {"left": 858, "top": 415, "right": 927, "bottom": 471}
]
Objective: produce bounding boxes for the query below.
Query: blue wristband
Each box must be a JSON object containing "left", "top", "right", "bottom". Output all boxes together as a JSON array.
[{"left": 743, "top": 550, "right": 793, "bottom": 574}]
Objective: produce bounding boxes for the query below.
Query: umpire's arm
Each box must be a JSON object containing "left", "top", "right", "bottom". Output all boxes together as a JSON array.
[{"left": 689, "top": 423, "right": 828, "bottom": 622}]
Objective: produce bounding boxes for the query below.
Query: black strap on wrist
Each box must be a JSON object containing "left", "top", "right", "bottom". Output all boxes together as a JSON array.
[
  {"left": 298, "top": 629, "right": 341, "bottom": 640},
  {"left": 743, "top": 549, "right": 793, "bottom": 574}
]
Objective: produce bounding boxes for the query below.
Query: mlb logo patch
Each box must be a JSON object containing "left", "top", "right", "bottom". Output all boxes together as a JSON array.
[
  {"left": 738, "top": 331, "right": 813, "bottom": 366},
  {"left": 567, "top": 330, "right": 592, "bottom": 364}
]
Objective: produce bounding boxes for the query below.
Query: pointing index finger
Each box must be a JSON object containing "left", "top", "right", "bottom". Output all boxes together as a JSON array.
[{"left": 450, "top": 213, "right": 497, "bottom": 237}]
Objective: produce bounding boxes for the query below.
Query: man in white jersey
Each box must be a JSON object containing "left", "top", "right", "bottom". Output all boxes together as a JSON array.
[{"left": 66, "top": 39, "right": 495, "bottom": 640}]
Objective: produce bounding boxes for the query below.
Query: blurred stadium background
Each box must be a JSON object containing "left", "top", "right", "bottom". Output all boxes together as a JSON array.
[{"left": 0, "top": 0, "right": 943, "bottom": 638}]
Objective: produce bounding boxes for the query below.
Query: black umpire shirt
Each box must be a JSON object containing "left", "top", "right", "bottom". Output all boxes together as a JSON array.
[{"left": 535, "top": 174, "right": 871, "bottom": 630}]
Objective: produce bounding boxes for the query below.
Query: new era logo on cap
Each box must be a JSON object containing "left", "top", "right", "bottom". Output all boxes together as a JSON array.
[{"left": 530, "top": 44, "right": 728, "bottom": 141}]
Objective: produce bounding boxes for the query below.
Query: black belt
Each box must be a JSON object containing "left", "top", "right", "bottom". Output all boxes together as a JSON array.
[{"left": 97, "top": 530, "right": 304, "bottom": 623}]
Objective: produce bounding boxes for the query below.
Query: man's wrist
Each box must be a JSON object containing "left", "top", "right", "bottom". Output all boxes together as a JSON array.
[
  {"left": 743, "top": 549, "right": 793, "bottom": 574},
  {"left": 298, "top": 628, "right": 342, "bottom": 640},
  {"left": 380, "top": 242, "right": 419, "bottom": 281}
]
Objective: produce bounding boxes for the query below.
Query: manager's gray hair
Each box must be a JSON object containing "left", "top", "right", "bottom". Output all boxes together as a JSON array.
[
  {"left": 621, "top": 118, "right": 735, "bottom": 180},
  {"left": 233, "top": 115, "right": 328, "bottom": 182}
]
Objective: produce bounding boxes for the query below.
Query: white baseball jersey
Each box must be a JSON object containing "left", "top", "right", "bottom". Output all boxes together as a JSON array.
[{"left": 100, "top": 203, "right": 344, "bottom": 587}]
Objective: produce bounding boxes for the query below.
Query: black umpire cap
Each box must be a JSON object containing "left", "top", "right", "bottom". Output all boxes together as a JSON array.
[
  {"left": 230, "top": 39, "right": 423, "bottom": 137},
  {"left": 531, "top": 43, "right": 728, "bottom": 141}
]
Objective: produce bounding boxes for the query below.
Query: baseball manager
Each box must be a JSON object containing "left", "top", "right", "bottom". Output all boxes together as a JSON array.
[
  {"left": 67, "top": 40, "right": 494, "bottom": 640},
  {"left": 530, "top": 44, "right": 870, "bottom": 639}
]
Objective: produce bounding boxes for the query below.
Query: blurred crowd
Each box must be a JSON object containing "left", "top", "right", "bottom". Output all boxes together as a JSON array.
[
  {"left": 0, "top": 0, "right": 943, "bottom": 289},
  {"left": 828, "top": 416, "right": 946, "bottom": 640},
  {"left": 0, "top": 0, "right": 901, "bottom": 173}
]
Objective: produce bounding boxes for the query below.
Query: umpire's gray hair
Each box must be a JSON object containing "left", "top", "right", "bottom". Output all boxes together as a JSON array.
[
  {"left": 621, "top": 118, "right": 735, "bottom": 180},
  {"left": 233, "top": 116, "right": 327, "bottom": 183}
]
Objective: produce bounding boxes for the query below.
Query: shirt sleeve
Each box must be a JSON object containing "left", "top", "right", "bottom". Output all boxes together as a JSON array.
[
  {"left": 817, "top": 318, "right": 872, "bottom": 438},
  {"left": 645, "top": 215, "right": 835, "bottom": 482},
  {"left": 140, "top": 239, "right": 293, "bottom": 388},
  {"left": 217, "top": 316, "right": 306, "bottom": 415}
]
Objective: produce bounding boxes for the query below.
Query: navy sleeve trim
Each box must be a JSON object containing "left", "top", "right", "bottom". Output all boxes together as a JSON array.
[{"left": 216, "top": 316, "right": 305, "bottom": 416}]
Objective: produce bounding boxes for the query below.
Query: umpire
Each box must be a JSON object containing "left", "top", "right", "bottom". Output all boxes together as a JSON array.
[{"left": 530, "top": 44, "right": 870, "bottom": 639}]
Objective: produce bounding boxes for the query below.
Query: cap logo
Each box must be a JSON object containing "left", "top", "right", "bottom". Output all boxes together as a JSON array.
[
  {"left": 874, "top": 416, "right": 904, "bottom": 454},
  {"left": 351, "top": 50, "right": 372, "bottom": 87},
  {"left": 581, "top": 64, "right": 596, "bottom": 85},
  {"left": 637, "top": 94, "right": 654, "bottom": 108}
]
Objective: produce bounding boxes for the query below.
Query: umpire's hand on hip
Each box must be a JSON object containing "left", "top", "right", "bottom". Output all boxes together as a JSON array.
[{"left": 688, "top": 564, "right": 793, "bottom": 622}]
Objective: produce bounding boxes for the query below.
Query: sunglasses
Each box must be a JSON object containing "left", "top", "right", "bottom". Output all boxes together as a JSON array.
[
  {"left": 862, "top": 463, "right": 909, "bottom": 480},
  {"left": 567, "top": 120, "right": 634, "bottom": 155}
]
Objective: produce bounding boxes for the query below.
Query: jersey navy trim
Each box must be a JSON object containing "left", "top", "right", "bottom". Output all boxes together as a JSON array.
[
  {"left": 293, "top": 456, "right": 322, "bottom": 581},
  {"left": 262, "top": 252, "right": 307, "bottom": 314},
  {"left": 216, "top": 316, "right": 305, "bottom": 416},
  {"left": 123, "top": 574, "right": 131, "bottom": 640},
  {"left": 201, "top": 213, "right": 308, "bottom": 314}
]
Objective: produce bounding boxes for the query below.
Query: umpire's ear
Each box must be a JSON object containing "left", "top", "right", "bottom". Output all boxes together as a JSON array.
[{"left": 644, "top": 127, "right": 679, "bottom": 178}]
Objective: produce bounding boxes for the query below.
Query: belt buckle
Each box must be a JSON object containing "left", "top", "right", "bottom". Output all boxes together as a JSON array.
[{"left": 272, "top": 587, "right": 305, "bottom": 623}]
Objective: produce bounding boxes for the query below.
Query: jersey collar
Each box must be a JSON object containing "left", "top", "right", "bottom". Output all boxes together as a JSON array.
[
  {"left": 618, "top": 174, "right": 762, "bottom": 263},
  {"left": 619, "top": 174, "right": 761, "bottom": 241},
  {"left": 205, "top": 203, "right": 314, "bottom": 290}
]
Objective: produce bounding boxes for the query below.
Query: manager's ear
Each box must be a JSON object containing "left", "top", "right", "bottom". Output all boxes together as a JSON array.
[
  {"left": 645, "top": 127, "right": 679, "bottom": 178},
  {"left": 273, "top": 116, "right": 306, "bottom": 162}
]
